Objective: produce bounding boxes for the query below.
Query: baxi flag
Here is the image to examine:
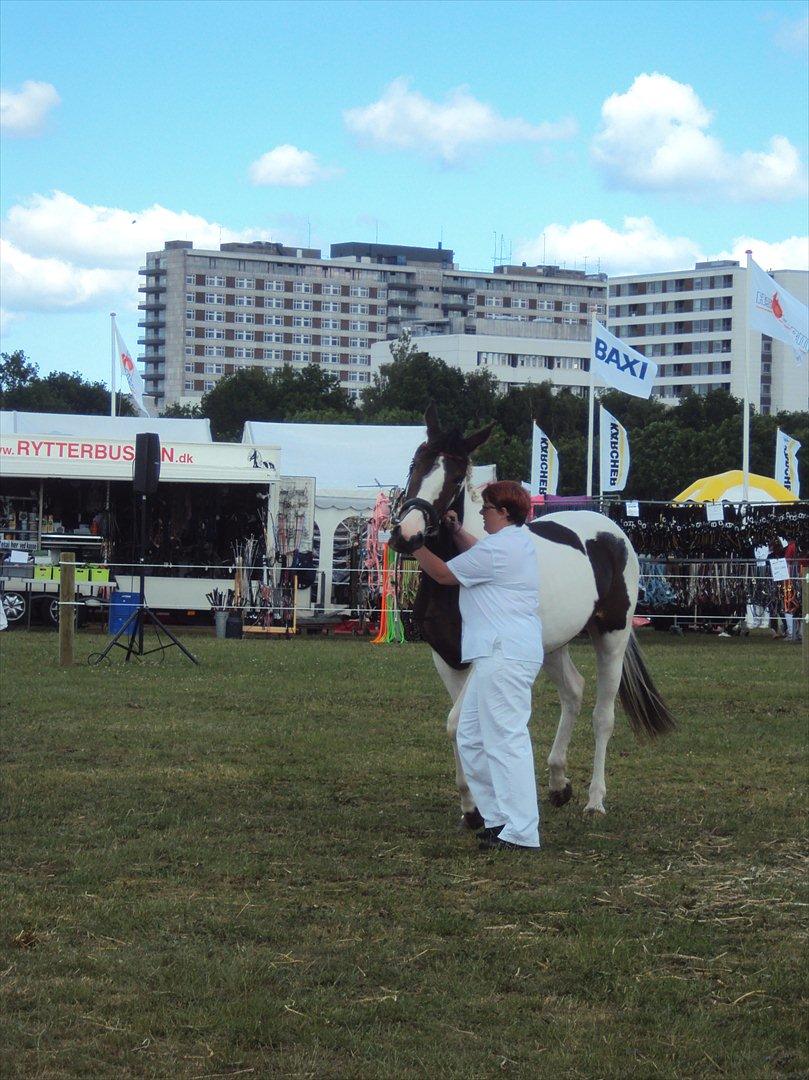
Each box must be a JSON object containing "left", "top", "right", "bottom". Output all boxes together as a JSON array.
[
  {"left": 748, "top": 257, "right": 808, "bottom": 364},
  {"left": 775, "top": 428, "right": 801, "bottom": 497},
  {"left": 599, "top": 405, "right": 630, "bottom": 493},
  {"left": 591, "top": 320, "right": 657, "bottom": 399},
  {"left": 114, "top": 323, "right": 150, "bottom": 417},
  {"left": 530, "top": 423, "right": 559, "bottom": 496}
]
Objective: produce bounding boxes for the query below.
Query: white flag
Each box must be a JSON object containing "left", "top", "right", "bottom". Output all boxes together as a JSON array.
[
  {"left": 530, "top": 423, "right": 559, "bottom": 496},
  {"left": 748, "top": 257, "right": 808, "bottom": 364},
  {"left": 114, "top": 323, "right": 150, "bottom": 417},
  {"left": 592, "top": 320, "right": 657, "bottom": 399},
  {"left": 775, "top": 428, "right": 801, "bottom": 497},
  {"left": 599, "top": 405, "right": 630, "bottom": 493}
]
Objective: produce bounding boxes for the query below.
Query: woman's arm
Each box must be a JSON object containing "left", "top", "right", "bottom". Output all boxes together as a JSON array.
[
  {"left": 411, "top": 544, "right": 459, "bottom": 586},
  {"left": 444, "top": 511, "right": 478, "bottom": 553}
]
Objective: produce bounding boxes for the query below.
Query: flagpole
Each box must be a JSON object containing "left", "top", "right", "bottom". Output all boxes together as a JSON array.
[
  {"left": 110, "top": 312, "right": 117, "bottom": 418},
  {"left": 743, "top": 252, "right": 752, "bottom": 503},
  {"left": 587, "top": 310, "right": 597, "bottom": 498}
]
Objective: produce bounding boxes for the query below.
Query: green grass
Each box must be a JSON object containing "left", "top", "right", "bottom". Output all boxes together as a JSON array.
[{"left": 1, "top": 630, "right": 807, "bottom": 1079}]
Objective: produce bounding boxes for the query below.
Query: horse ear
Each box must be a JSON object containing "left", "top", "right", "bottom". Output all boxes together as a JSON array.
[
  {"left": 424, "top": 402, "right": 441, "bottom": 442},
  {"left": 463, "top": 421, "right": 495, "bottom": 454}
]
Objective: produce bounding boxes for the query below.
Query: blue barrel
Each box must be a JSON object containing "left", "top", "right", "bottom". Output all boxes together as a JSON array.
[{"left": 108, "top": 591, "right": 139, "bottom": 634}]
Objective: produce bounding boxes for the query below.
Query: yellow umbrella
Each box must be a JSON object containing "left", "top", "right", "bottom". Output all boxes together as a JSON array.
[{"left": 674, "top": 470, "right": 797, "bottom": 504}]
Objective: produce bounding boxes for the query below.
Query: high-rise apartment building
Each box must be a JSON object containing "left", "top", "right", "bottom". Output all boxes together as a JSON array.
[
  {"left": 138, "top": 241, "right": 606, "bottom": 410},
  {"left": 608, "top": 261, "right": 808, "bottom": 414}
]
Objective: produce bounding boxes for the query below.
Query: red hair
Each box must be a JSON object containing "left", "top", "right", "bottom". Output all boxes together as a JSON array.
[{"left": 482, "top": 481, "right": 532, "bottom": 526}]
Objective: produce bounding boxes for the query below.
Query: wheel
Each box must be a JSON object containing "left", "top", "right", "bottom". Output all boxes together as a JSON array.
[
  {"left": 1, "top": 591, "right": 28, "bottom": 627},
  {"left": 42, "top": 595, "right": 87, "bottom": 629}
]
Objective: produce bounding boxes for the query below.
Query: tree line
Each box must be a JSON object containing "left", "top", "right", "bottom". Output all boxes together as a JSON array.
[{"left": 2, "top": 345, "right": 806, "bottom": 500}]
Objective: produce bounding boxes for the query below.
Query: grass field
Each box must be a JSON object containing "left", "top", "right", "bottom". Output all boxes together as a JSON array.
[{"left": 1, "top": 629, "right": 807, "bottom": 1079}]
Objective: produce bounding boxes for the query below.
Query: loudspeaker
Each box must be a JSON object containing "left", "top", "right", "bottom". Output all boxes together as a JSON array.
[{"left": 133, "top": 432, "right": 161, "bottom": 494}]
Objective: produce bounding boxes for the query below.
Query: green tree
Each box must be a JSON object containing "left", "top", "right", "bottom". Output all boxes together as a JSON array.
[
  {"left": 200, "top": 364, "right": 355, "bottom": 440},
  {"left": 0, "top": 351, "right": 134, "bottom": 415}
]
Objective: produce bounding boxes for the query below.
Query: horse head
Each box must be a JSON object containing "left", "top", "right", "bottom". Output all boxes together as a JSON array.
[{"left": 388, "top": 403, "right": 494, "bottom": 555}]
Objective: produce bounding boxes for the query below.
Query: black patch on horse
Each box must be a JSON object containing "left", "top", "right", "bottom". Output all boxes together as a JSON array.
[
  {"left": 528, "top": 519, "right": 586, "bottom": 554},
  {"left": 411, "top": 487, "right": 469, "bottom": 671},
  {"left": 585, "top": 532, "right": 631, "bottom": 633}
]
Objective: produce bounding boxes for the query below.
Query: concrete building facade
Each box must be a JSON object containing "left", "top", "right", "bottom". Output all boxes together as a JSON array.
[{"left": 608, "top": 261, "right": 808, "bottom": 414}]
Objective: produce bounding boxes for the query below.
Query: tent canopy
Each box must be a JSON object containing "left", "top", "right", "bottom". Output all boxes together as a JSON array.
[
  {"left": 674, "top": 470, "right": 797, "bottom": 504},
  {"left": 0, "top": 411, "right": 213, "bottom": 442},
  {"left": 242, "top": 422, "right": 424, "bottom": 489}
]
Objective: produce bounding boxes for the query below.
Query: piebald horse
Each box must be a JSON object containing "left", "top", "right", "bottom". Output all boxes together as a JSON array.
[{"left": 388, "top": 405, "right": 675, "bottom": 822}]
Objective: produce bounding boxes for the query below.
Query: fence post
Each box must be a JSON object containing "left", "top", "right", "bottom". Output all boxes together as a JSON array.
[
  {"left": 803, "top": 571, "right": 808, "bottom": 677},
  {"left": 59, "top": 552, "right": 75, "bottom": 667}
]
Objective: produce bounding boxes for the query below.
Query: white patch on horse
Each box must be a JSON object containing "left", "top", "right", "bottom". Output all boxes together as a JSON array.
[{"left": 396, "top": 456, "right": 447, "bottom": 542}]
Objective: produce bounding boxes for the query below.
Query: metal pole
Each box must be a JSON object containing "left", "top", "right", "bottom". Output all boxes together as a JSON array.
[
  {"left": 587, "top": 316, "right": 597, "bottom": 498},
  {"left": 110, "top": 313, "right": 117, "bottom": 418},
  {"left": 742, "top": 253, "right": 752, "bottom": 502},
  {"left": 59, "top": 552, "right": 75, "bottom": 667}
]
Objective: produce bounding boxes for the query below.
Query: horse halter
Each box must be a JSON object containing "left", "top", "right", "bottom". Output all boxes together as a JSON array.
[{"left": 392, "top": 451, "right": 468, "bottom": 538}]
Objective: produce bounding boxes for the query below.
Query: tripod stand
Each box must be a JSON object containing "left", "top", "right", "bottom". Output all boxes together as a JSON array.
[{"left": 91, "top": 493, "right": 198, "bottom": 666}]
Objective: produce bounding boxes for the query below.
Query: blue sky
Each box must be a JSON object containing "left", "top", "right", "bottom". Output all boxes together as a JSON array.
[{"left": 1, "top": 0, "right": 807, "bottom": 386}]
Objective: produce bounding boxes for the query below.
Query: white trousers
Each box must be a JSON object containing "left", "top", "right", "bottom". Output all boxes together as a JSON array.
[{"left": 457, "top": 645, "right": 542, "bottom": 847}]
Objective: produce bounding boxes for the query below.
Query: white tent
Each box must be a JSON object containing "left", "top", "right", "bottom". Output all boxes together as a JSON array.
[{"left": 1, "top": 411, "right": 213, "bottom": 442}]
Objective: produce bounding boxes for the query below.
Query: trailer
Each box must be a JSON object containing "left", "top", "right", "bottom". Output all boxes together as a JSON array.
[{"left": 0, "top": 411, "right": 305, "bottom": 628}]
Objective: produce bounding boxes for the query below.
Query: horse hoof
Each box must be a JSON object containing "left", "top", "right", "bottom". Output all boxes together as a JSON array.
[
  {"left": 583, "top": 803, "right": 606, "bottom": 816},
  {"left": 549, "top": 781, "right": 573, "bottom": 808},
  {"left": 462, "top": 808, "right": 485, "bottom": 831}
]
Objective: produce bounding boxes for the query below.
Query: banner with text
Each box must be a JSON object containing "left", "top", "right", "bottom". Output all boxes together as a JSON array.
[
  {"left": 775, "top": 428, "right": 801, "bottom": 497},
  {"left": 530, "top": 423, "right": 559, "bottom": 496},
  {"left": 591, "top": 320, "right": 657, "bottom": 399},
  {"left": 599, "top": 406, "right": 630, "bottom": 493}
]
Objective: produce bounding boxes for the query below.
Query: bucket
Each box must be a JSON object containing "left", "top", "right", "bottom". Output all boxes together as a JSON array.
[
  {"left": 108, "top": 591, "right": 139, "bottom": 634},
  {"left": 225, "top": 612, "right": 243, "bottom": 639},
  {"left": 214, "top": 610, "right": 229, "bottom": 638}
]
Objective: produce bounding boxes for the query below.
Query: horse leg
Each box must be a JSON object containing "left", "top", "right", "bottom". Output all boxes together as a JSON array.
[
  {"left": 431, "top": 652, "right": 479, "bottom": 826},
  {"left": 543, "top": 646, "right": 584, "bottom": 808},
  {"left": 585, "top": 628, "right": 630, "bottom": 815}
]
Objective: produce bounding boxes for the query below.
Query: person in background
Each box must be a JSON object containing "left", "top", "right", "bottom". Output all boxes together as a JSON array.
[{"left": 409, "top": 481, "right": 543, "bottom": 853}]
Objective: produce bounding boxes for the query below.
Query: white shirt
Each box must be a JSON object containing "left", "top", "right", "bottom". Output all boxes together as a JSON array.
[{"left": 447, "top": 524, "right": 542, "bottom": 663}]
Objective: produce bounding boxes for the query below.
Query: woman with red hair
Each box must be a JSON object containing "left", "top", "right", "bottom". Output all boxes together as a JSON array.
[{"left": 410, "top": 480, "right": 543, "bottom": 853}]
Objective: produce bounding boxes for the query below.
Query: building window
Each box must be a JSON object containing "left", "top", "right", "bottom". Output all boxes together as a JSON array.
[
  {"left": 185, "top": 275, "right": 195, "bottom": 285},
  {"left": 323, "top": 283, "right": 341, "bottom": 295},
  {"left": 204, "top": 348, "right": 225, "bottom": 360},
  {"left": 322, "top": 318, "right": 340, "bottom": 330},
  {"left": 205, "top": 293, "right": 225, "bottom": 304},
  {"left": 293, "top": 298, "right": 313, "bottom": 310},
  {"left": 204, "top": 328, "right": 225, "bottom": 339},
  {"left": 235, "top": 330, "right": 254, "bottom": 341},
  {"left": 291, "top": 351, "right": 311, "bottom": 362},
  {"left": 234, "top": 296, "right": 252, "bottom": 307},
  {"left": 206, "top": 275, "right": 225, "bottom": 287},
  {"left": 349, "top": 321, "right": 367, "bottom": 331},
  {"left": 265, "top": 349, "right": 283, "bottom": 361},
  {"left": 184, "top": 362, "right": 194, "bottom": 372},
  {"left": 235, "top": 277, "right": 254, "bottom": 289},
  {"left": 234, "top": 347, "right": 252, "bottom": 359},
  {"left": 184, "top": 348, "right": 193, "bottom": 358},
  {"left": 186, "top": 292, "right": 194, "bottom": 303},
  {"left": 265, "top": 297, "right": 284, "bottom": 309},
  {"left": 321, "top": 301, "right": 340, "bottom": 312},
  {"left": 322, "top": 335, "right": 340, "bottom": 347},
  {"left": 349, "top": 303, "right": 369, "bottom": 314},
  {"left": 348, "top": 337, "right": 365, "bottom": 348},
  {"left": 267, "top": 315, "right": 283, "bottom": 326},
  {"left": 350, "top": 286, "right": 370, "bottom": 297},
  {"left": 235, "top": 312, "right": 255, "bottom": 324},
  {"left": 204, "top": 361, "right": 224, "bottom": 372},
  {"left": 266, "top": 331, "right": 283, "bottom": 342},
  {"left": 293, "top": 333, "right": 312, "bottom": 345},
  {"left": 186, "top": 309, "right": 195, "bottom": 320},
  {"left": 267, "top": 280, "right": 284, "bottom": 291},
  {"left": 204, "top": 380, "right": 215, "bottom": 391},
  {"left": 184, "top": 380, "right": 194, "bottom": 390},
  {"left": 205, "top": 310, "right": 225, "bottom": 322},
  {"left": 293, "top": 281, "right": 313, "bottom": 293},
  {"left": 185, "top": 328, "right": 194, "bottom": 338},
  {"left": 322, "top": 353, "right": 340, "bottom": 363},
  {"left": 292, "top": 316, "right": 313, "bottom": 327},
  {"left": 349, "top": 354, "right": 371, "bottom": 365}
]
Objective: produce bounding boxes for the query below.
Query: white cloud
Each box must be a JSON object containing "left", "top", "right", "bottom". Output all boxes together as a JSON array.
[
  {"left": 0, "top": 80, "right": 60, "bottom": 136},
  {"left": 592, "top": 72, "right": 806, "bottom": 201},
  {"left": 0, "top": 191, "right": 283, "bottom": 315},
  {"left": 773, "top": 14, "right": 809, "bottom": 57},
  {"left": 248, "top": 144, "right": 340, "bottom": 187},
  {"left": 515, "top": 216, "right": 809, "bottom": 276},
  {"left": 344, "top": 77, "right": 576, "bottom": 164}
]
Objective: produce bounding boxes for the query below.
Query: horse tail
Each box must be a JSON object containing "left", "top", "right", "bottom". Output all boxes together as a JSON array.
[{"left": 619, "top": 632, "right": 677, "bottom": 739}]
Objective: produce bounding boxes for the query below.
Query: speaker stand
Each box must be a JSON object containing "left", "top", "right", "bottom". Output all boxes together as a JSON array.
[{"left": 90, "top": 494, "right": 198, "bottom": 666}]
